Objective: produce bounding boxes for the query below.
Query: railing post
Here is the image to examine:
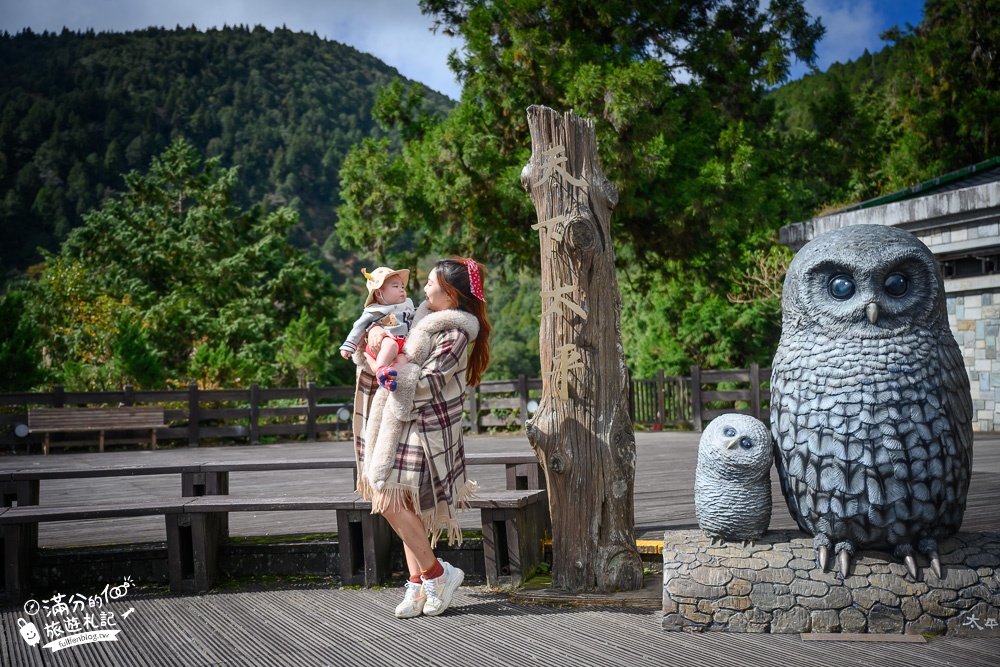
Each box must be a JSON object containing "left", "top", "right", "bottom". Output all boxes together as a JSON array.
[
  {"left": 249, "top": 383, "right": 260, "bottom": 446},
  {"left": 517, "top": 374, "right": 529, "bottom": 426},
  {"left": 123, "top": 385, "right": 134, "bottom": 406},
  {"left": 466, "top": 386, "right": 480, "bottom": 434},
  {"left": 53, "top": 385, "right": 65, "bottom": 408},
  {"left": 188, "top": 382, "right": 200, "bottom": 447},
  {"left": 689, "top": 365, "right": 703, "bottom": 432},
  {"left": 655, "top": 369, "right": 666, "bottom": 431},
  {"left": 749, "top": 363, "right": 761, "bottom": 421},
  {"left": 306, "top": 381, "right": 318, "bottom": 441}
]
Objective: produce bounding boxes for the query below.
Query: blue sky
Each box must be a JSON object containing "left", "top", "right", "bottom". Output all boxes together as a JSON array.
[{"left": 0, "top": 1, "right": 927, "bottom": 100}]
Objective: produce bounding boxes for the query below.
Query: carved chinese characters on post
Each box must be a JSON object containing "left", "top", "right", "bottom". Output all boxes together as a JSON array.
[
  {"left": 534, "top": 146, "right": 588, "bottom": 191},
  {"left": 550, "top": 343, "right": 585, "bottom": 401},
  {"left": 541, "top": 281, "right": 588, "bottom": 320},
  {"left": 533, "top": 145, "right": 590, "bottom": 403},
  {"left": 531, "top": 213, "right": 567, "bottom": 250}
]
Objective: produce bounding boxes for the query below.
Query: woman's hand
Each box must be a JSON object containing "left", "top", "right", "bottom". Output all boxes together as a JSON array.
[{"left": 367, "top": 326, "right": 387, "bottom": 355}]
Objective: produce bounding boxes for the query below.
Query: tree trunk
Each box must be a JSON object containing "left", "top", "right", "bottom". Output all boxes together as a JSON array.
[{"left": 520, "top": 105, "right": 643, "bottom": 592}]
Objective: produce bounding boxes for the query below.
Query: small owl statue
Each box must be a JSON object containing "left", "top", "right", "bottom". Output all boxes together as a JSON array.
[
  {"left": 695, "top": 414, "right": 773, "bottom": 542},
  {"left": 771, "top": 224, "right": 973, "bottom": 579}
]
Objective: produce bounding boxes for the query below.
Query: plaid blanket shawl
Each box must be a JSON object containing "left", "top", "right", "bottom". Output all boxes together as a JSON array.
[{"left": 352, "top": 302, "right": 479, "bottom": 546}]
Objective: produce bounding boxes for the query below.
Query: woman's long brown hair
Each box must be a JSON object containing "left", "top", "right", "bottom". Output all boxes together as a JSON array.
[{"left": 434, "top": 257, "right": 492, "bottom": 387}]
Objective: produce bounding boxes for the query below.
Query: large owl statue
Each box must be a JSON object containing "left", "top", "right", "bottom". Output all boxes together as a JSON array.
[
  {"left": 771, "top": 224, "right": 973, "bottom": 580},
  {"left": 695, "top": 414, "right": 773, "bottom": 542}
]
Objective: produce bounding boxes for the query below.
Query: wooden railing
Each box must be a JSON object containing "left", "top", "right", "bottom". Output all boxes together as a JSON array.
[
  {"left": 689, "top": 364, "right": 771, "bottom": 431},
  {"left": 0, "top": 366, "right": 771, "bottom": 451},
  {"left": 0, "top": 383, "right": 356, "bottom": 451}
]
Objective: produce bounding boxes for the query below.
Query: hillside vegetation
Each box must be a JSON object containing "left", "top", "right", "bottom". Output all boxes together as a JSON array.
[{"left": 0, "top": 25, "right": 452, "bottom": 282}]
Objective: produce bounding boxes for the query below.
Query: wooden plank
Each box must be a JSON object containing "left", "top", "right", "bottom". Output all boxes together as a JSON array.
[
  {"left": 479, "top": 397, "right": 522, "bottom": 410},
  {"left": 258, "top": 406, "right": 308, "bottom": 418},
  {"left": 257, "top": 388, "right": 309, "bottom": 400},
  {"left": 698, "top": 370, "right": 750, "bottom": 382},
  {"left": 0, "top": 497, "right": 190, "bottom": 522},
  {"left": 467, "top": 453, "right": 539, "bottom": 466},
  {"left": 196, "top": 389, "right": 249, "bottom": 401},
  {"left": 478, "top": 380, "right": 520, "bottom": 392},
  {"left": 200, "top": 459, "right": 356, "bottom": 472},
  {"left": 28, "top": 406, "right": 164, "bottom": 431},
  {"left": 801, "top": 633, "right": 926, "bottom": 643},
  {"left": 12, "top": 463, "right": 200, "bottom": 480},
  {"left": 183, "top": 495, "right": 362, "bottom": 512},
  {"left": 480, "top": 415, "right": 518, "bottom": 427},
  {"left": 465, "top": 490, "right": 547, "bottom": 509},
  {"left": 700, "top": 390, "right": 751, "bottom": 402}
]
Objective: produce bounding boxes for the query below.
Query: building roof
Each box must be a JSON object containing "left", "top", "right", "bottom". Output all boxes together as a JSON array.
[{"left": 829, "top": 156, "right": 1000, "bottom": 215}]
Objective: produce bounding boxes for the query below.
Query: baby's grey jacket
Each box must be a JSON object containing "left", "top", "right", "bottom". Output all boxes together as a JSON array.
[{"left": 339, "top": 298, "right": 415, "bottom": 354}]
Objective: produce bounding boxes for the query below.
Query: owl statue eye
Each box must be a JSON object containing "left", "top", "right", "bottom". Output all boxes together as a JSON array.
[
  {"left": 724, "top": 427, "right": 737, "bottom": 437},
  {"left": 828, "top": 275, "right": 855, "bottom": 300},
  {"left": 739, "top": 437, "right": 753, "bottom": 449},
  {"left": 884, "top": 273, "right": 908, "bottom": 297}
]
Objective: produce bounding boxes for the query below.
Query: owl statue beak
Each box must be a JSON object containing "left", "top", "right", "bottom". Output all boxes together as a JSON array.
[
  {"left": 866, "top": 302, "right": 879, "bottom": 325},
  {"left": 726, "top": 437, "right": 742, "bottom": 450}
]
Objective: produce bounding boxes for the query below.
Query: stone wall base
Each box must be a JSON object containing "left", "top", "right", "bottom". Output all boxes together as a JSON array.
[{"left": 662, "top": 530, "right": 1000, "bottom": 637}]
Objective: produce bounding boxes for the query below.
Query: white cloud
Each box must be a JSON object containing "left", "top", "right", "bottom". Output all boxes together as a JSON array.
[{"left": 806, "top": 0, "right": 882, "bottom": 66}]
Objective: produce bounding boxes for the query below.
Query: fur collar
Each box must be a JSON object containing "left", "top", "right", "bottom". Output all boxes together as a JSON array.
[{"left": 401, "top": 302, "right": 480, "bottom": 366}]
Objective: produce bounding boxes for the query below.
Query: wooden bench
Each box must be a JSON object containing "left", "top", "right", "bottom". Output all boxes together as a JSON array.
[
  {"left": 28, "top": 406, "right": 166, "bottom": 455},
  {"left": 0, "top": 453, "right": 549, "bottom": 601},
  {"left": 1, "top": 497, "right": 191, "bottom": 603}
]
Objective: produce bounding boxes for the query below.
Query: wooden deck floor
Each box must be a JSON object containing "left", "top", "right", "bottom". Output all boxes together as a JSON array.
[
  {"left": 3, "top": 430, "right": 1000, "bottom": 546},
  {"left": 3, "top": 583, "right": 1000, "bottom": 665},
  {"left": 3, "top": 432, "right": 1000, "bottom": 665}
]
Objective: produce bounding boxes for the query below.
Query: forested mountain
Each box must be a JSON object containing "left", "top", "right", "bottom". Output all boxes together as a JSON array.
[
  {"left": 769, "top": 44, "right": 910, "bottom": 133},
  {"left": 0, "top": 26, "right": 452, "bottom": 284}
]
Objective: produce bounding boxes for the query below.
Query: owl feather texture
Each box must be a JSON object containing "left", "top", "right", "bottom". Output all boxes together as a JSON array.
[
  {"left": 771, "top": 224, "right": 973, "bottom": 580},
  {"left": 695, "top": 414, "right": 773, "bottom": 543}
]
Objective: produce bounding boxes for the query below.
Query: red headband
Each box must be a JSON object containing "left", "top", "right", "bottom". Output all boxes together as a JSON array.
[{"left": 467, "top": 260, "right": 485, "bottom": 302}]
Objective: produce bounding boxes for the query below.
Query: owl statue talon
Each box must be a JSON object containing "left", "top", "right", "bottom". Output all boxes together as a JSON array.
[
  {"left": 837, "top": 545, "right": 854, "bottom": 579},
  {"left": 893, "top": 543, "right": 921, "bottom": 580},
  {"left": 917, "top": 537, "right": 943, "bottom": 579},
  {"left": 814, "top": 535, "right": 831, "bottom": 571},
  {"left": 929, "top": 551, "right": 943, "bottom": 579}
]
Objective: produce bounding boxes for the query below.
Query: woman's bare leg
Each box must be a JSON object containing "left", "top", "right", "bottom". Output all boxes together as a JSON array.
[{"left": 381, "top": 503, "right": 436, "bottom": 571}]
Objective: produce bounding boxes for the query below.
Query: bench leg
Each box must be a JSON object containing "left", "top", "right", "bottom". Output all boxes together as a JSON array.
[
  {"left": 505, "top": 462, "right": 546, "bottom": 491},
  {"left": 3, "top": 524, "right": 33, "bottom": 604},
  {"left": 336, "top": 509, "right": 392, "bottom": 586},
  {"left": 182, "top": 472, "right": 230, "bottom": 543},
  {"left": 480, "top": 501, "right": 548, "bottom": 588},
  {"left": 99, "top": 430, "right": 105, "bottom": 453},
  {"left": 3, "top": 480, "right": 40, "bottom": 556},
  {"left": 43, "top": 432, "right": 50, "bottom": 456},
  {"left": 167, "top": 512, "right": 222, "bottom": 594},
  {"left": 150, "top": 428, "right": 157, "bottom": 450}
]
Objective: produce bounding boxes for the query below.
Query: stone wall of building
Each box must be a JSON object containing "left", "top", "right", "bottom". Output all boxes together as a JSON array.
[
  {"left": 662, "top": 530, "right": 1000, "bottom": 636},
  {"left": 948, "top": 288, "right": 1000, "bottom": 432}
]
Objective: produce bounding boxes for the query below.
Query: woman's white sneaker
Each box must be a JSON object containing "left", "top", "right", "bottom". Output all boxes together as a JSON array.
[
  {"left": 421, "top": 559, "right": 464, "bottom": 616},
  {"left": 394, "top": 580, "right": 426, "bottom": 618}
]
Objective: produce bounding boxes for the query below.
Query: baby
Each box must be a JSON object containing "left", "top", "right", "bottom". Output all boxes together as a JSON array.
[{"left": 340, "top": 267, "right": 414, "bottom": 387}]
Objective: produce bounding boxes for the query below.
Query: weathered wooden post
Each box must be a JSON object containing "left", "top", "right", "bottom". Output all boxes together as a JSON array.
[{"left": 520, "top": 105, "right": 643, "bottom": 592}]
